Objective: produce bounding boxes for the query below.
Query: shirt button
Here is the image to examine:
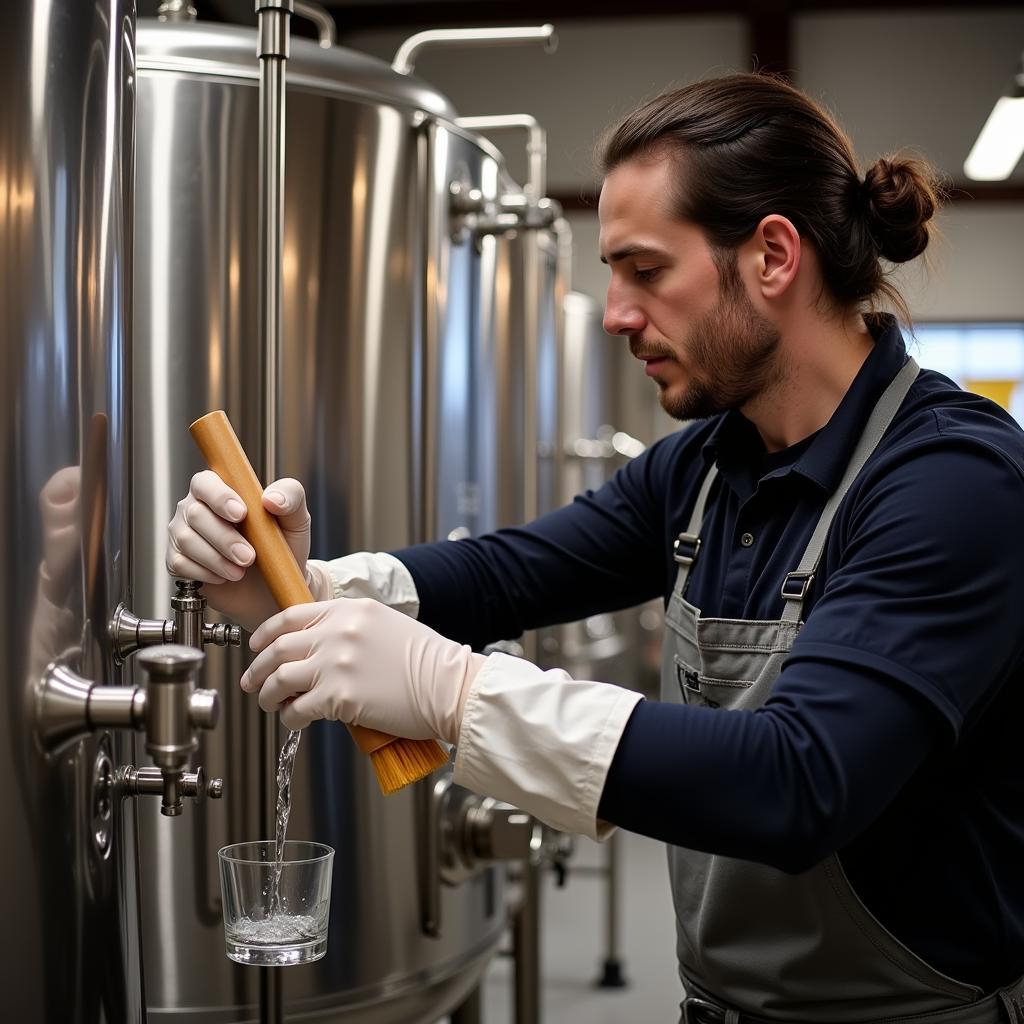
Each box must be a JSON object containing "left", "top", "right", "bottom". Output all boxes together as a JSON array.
[{"left": 740, "top": 532, "right": 755, "bottom": 547}]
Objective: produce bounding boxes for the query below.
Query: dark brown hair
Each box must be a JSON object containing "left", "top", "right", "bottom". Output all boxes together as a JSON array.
[{"left": 601, "top": 73, "right": 944, "bottom": 325}]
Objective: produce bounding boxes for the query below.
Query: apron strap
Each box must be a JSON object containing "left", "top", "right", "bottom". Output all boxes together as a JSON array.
[
  {"left": 682, "top": 971, "right": 1024, "bottom": 1024},
  {"left": 780, "top": 356, "right": 920, "bottom": 624},
  {"left": 672, "top": 462, "right": 720, "bottom": 596}
]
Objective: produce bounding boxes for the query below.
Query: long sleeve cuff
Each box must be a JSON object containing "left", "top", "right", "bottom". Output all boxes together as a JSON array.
[
  {"left": 310, "top": 552, "right": 420, "bottom": 618},
  {"left": 453, "top": 652, "right": 643, "bottom": 840}
]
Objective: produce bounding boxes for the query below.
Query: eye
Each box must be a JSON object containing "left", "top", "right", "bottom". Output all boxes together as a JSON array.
[{"left": 634, "top": 267, "right": 661, "bottom": 282}]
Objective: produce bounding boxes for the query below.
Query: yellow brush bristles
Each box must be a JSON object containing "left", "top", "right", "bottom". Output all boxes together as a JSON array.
[{"left": 370, "top": 737, "right": 451, "bottom": 795}]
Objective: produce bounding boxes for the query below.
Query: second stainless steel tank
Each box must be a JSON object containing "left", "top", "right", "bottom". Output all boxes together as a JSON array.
[
  {"left": 134, "top": 18, "right": 509, "bottom": 1023},
  {"left": 548, "top": 291, "right": 650, "bottom": 685}
]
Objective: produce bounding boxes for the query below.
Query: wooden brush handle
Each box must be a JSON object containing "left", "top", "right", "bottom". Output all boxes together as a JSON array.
[{"left": 189, "top": 410, "right": 396, "bottom": 756}]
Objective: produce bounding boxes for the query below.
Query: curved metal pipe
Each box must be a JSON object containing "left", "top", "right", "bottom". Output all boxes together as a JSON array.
[
  {"left": 455, "top": 115, "right": 547, "bottom": 201},
  {"left": 293, "top": 0, "right": 336, "bottom": 48},
  {"left": 392, "top": 24, "right": 556, "bottom": 76}
]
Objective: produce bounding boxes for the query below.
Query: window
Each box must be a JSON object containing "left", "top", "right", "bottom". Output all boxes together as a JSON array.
[{"left": 911, "top": 323, "right": 1024, "bottom": 425}]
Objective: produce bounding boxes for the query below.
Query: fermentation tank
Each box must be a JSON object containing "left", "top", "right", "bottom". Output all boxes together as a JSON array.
[
  {"left": 550, "top": 292, "right": 649, "bottom": 685},
  {"left": 1, "top": 0, "right": 139, "bottom": 1019},
  {"left": 133, "top": 17, "right": 516, "bottom": 1022}
]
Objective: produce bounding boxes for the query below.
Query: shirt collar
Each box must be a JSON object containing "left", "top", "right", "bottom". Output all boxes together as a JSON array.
[{"left": 701, "top": 315, "right": 909, "bottom": 496}]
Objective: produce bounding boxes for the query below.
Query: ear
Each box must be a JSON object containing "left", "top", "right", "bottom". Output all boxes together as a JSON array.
[{"left": 751, "top": 215, "right": 801, "bottom": 300}]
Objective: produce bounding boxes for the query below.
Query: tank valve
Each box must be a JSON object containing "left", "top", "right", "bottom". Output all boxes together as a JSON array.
[
  {"left": 35, "top": 644, "right": 219, "bottom": 816},
  {"left": 109, "top": 579, "right": 241, "bottom": 662},
  {"left": 461, "top": 796, "right": 545, "bottom": 866},
  {"left": 120, "top": 764, "right": 224, "bottom": 805}
]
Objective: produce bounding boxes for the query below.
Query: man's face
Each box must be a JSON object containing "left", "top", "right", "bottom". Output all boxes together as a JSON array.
[{"left": 598, "top": 155, "right": 781, "bottom": 421}]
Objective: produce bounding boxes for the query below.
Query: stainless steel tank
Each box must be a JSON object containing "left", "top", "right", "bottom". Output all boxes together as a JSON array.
[
  {"left": 452, "top": 117, "right": 566, "bottom": 535},
  {"left": 550, "top": 292, "right": 650, "bottom": 686},
  {"left": 0, "top": 0, "right": 140, "bottom": 1020},
  {"left": 134, "top": 19, "right": 509, "bottom": 1022}
]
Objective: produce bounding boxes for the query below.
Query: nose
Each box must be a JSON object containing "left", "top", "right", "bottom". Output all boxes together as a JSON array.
[{"left": 603, "top": 282, "right": 647, "bottom": 337}]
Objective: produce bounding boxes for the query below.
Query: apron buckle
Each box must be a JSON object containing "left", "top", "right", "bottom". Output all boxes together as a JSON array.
[
  {"left": 780, "top": 570, "right": 815, "bottom": 602},
  {"left": 682, "top": 996, "right": 728, "bottom": 1024},
  {"left": 674, "top": 532, "right": 701, "bottom": 566}
]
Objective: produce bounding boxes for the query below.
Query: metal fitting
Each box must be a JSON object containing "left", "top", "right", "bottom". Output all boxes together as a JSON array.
[
  {"left": 120, "top": 764, "right": 224, "bottom": 804},
  {"left": 156, "top": 0, "right": 197, "bottom": 20},
  {"left": 109, "top": 581, "right": 241, "bottom": 662},
  {"left": 462, "top": 797, "right": 545, "bottom": 865},
  {"left": 256, "top": 0, "right": 294, "bottom": 60}
]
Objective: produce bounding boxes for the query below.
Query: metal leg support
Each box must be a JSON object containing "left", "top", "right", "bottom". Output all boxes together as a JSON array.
[
  {"left": 513, "top": 860, "right": 542, "bottom": 1024},
  {"left": 596, "top": 831, "right": 628, "bottom": 988}
]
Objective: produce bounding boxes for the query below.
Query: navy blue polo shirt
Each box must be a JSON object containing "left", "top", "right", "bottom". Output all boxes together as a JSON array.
[{"left": 396, "top": 318, "right": 1024, "bottom": 991}]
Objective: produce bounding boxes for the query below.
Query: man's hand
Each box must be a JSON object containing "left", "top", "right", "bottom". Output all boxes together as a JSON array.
[
  {"left": 242, "top": 598, "right": 486, "bottom": 740},
  {"left": 165, "top": 472, "right": 322, "bottom": 631}
]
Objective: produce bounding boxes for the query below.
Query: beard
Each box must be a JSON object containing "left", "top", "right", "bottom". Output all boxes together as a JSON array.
[{"left": 633, "top": 280, "right": 782, "bottom": 422}]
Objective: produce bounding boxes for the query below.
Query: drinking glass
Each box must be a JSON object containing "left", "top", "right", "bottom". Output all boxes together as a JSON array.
[{"left": 218, "top": 840, "right": 334, "bottom": 966}]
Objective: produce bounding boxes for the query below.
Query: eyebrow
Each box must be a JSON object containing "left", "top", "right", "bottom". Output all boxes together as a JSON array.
[{"left": 599, "top": 244, "right": 671, "bottom": 265}]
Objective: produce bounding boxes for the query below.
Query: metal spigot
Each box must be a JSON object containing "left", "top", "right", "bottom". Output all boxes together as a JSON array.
[
  {"left": 35, "top": 643, "right": 219, "bottom": 816},
  {"left": 137, "top": 645, "right": 216, "bottom": 815},
  {"left": 109, "top": 579, "right": 241, "bottom": 663}
]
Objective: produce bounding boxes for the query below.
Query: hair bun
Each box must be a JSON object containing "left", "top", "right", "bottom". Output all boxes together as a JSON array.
[{"left": 862, "top": 156, "right": 941, "bottom": 263}]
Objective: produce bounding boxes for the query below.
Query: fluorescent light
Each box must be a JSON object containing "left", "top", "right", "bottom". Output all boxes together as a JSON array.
[{"left": 964, "top": 94, "right": 1024, "bottom": 181}]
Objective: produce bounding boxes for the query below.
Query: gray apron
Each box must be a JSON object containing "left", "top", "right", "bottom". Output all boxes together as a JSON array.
[{"left": 662, "top": 358, "right": 1024, "bottom": 1023}]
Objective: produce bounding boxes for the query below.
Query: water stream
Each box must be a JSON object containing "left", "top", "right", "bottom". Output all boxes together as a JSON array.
[{"left": 270, "top": 727, "right": 302, "bottom": 914}]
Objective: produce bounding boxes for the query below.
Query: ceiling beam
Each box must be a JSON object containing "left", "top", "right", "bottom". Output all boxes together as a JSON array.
[{"left": 331, "top": 0, "right": 1024, "bottom": 32}]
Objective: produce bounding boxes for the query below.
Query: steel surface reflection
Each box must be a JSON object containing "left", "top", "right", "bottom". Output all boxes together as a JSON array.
[{"left": 1, "top": 1, "right": 138, "bottom": 1019}]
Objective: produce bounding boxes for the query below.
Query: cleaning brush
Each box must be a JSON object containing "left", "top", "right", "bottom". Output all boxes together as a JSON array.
[{"left": 190, "top": 409, "right": 450, "bottom": 795}]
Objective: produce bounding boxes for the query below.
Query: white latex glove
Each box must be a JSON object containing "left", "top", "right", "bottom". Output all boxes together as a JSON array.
[
  {"left": 165, "top": 471, "right": 324, "bottom": 632},
  {"left": 242, "top": 598, "right": 487, "bottom": 740}
]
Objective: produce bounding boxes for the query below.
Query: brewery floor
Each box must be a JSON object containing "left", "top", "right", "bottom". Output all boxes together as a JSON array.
[{"left": 441, "top": 827, "right": 682, "bottom": 1023}]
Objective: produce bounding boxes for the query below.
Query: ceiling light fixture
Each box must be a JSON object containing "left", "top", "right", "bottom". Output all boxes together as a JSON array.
[{"left": 964, "top": 54, "right": 1024, "bottom": 181}]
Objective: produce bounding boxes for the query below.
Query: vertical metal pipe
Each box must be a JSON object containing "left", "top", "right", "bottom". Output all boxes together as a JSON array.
[
  {"left": 256, "top": 4, "right": 293, "bottom": 1022},
  {"left": 513, "top": 861, "right": 542, "bottom": 1024},
  {"left": 553, "top": 216, "right": 573, "bottom": 525},
  {"left": 605, "top": 831, "right": 621, "bottom": 967},
  {"left": 421, "top": 124, "right": 440, "bottom": 543},
  {"left": 519, "top": 230, "right": 541, "bottom": 666},
  {"left": 522, "top": 234, "right": 540, "bottom": 522},
  {"left": 257, "top": 2, "right": 290, "bottom": 485}
]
